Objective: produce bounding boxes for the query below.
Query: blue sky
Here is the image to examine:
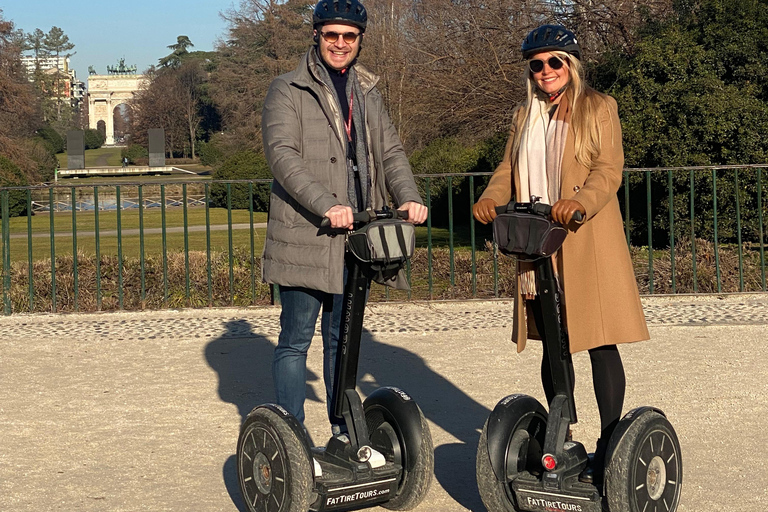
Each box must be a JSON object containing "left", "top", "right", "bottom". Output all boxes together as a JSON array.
[{"left": 2, "top": 0, "right": 232, "bottom": 87}]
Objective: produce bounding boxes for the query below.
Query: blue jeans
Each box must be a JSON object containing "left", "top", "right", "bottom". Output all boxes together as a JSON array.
[{"left": 273, "top": 286, "right": 343, "bottom": 427}]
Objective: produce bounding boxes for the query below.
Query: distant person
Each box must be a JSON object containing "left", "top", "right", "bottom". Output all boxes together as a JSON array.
[
  {"left": 122, "top": 157, "right": 128, "bottom": 168},
  {"left": 472, "top": 24, "right": 649, "bottom": 485},
  {"left": 260, "top": 0, "right": 427, "bottom": 435}
]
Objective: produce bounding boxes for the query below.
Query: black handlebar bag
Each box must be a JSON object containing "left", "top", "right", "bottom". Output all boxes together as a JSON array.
[
  {"left": 493, "top": 212, "right": 567, "bottom": 259},
  {"left": 347, "top": 219, "right": 415, "bottom": 282}
]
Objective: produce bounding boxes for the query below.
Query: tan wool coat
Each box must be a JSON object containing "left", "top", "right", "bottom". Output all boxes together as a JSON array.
[{"left": 479, "top": 88, "right": 649, "bottom": 354}]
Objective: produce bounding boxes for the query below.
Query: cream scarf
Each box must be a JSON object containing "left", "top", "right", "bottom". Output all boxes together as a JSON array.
[{"left": 516, "top": 90, "right": 572, "bottom": 298}]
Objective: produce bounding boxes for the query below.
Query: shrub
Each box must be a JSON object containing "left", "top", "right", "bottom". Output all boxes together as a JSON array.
[
  {"left": 121, "top": 144, "right": 149, "bottom": 165},
  {"left": 84, "top": 129, "right": 106, "bottom": 150},
  {"left": 211, "top": 150, "right": 272, "bottom": 211},
  {"left": 197, "top": 140, "right": 225, "bottom": 167},
  {"left": 0, "top": 155, "right": 30, "bottom": 218},
  {"left": 35, "top": 126, "right": 64, "bottom": 154}
]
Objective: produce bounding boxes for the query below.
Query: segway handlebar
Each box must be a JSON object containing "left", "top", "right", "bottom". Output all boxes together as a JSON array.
[
  {"left": 320, "top": 206, "right": 409, "bottom": 228},
  {"left": 494, "top": 202, "right": 583, "bottom": 223}
]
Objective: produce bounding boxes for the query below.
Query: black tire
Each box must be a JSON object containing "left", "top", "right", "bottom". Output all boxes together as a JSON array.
[
  {"left": 476, "top": 399, "right": 548, "bottom": 512},
  {"left": 364, "top": 400, "right": 434, "bottom": 510},
  {"left": 605, "top": 411, "right": 682, "bottom": 512},
  {"left": 237, "top": 407, "right": 313, "bottom": 512}
]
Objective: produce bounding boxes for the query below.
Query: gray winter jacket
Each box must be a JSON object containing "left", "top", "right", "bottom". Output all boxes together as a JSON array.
[{"left": 261, "top": 48, "right": 423, "bottom": 294}]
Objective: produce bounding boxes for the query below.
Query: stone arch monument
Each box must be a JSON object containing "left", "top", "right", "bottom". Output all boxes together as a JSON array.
[{"left": 88, "top": 70, "right": 147, "bottom": 145}]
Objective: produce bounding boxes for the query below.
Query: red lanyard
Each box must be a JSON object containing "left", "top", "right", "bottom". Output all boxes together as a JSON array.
[{"left": 344, "top": 89, "right": 354, "bottom": 142}]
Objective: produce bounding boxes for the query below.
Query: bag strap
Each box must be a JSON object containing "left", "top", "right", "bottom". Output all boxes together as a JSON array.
[
  {"left": 525, "top": 223, "right": 538, "bottom": 256},
  {"left": 377, "top": 225, "right": 391, "bottom": 263},
  {"left": 395, "top": 223, "right": 408, "bottom": 259}
]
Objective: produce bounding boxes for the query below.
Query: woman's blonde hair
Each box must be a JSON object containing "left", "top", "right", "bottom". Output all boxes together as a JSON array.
[{"left": 510, "top": 51, "right": 603, "bottom": 168}]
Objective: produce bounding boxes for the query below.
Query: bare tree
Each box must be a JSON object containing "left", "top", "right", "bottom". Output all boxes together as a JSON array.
[
  {"left": 209, "top": 0, "right": 313, "bottom": 151},
  {"left": 0, "top": 11, "right": 50, "bottom": 180}
]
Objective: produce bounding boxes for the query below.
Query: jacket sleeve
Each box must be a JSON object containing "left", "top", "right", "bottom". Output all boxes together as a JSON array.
[
  {"left": 571, "top": 95, "right": 624, "bottom": 219},
  {"left": 478, "top": 111, "right": 519, "bottom": 206},
  {"left": 262, "top": 78, "right": 340, "bottom": 218},
  {"left": 372, "top": 90, "right": 423, "bottom": 206}
]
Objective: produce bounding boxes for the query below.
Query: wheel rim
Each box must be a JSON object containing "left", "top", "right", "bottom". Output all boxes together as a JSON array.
[
  {"left": 633, "top": 429, "right": 680, "bottom": 509},
  {"left": 240, "top": 425, "right": 287, "bottom": 512},
  {"left": 502, "top": 412, "right": 547, "bottom": 501},
  {"left": 253, "top": 451, "right": 273, "bottom": 494},
  {"left": 370, "top": 419, "right": 403, "bottom": 467}
]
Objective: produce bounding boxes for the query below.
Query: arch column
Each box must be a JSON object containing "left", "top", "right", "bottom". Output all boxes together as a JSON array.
[{"left": 105, "top": 96, "right": 115, "bottom": 145}]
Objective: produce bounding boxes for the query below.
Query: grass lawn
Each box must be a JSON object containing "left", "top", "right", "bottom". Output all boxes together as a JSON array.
[
  {"left": 1, "top": 207, "right": 482, "bottom": 263},
  {"left": 2, "top": 208, "right": 269, "bottom": 262},
  {"left": 57, "top": 147, "right": 124, "bottom": 168}
]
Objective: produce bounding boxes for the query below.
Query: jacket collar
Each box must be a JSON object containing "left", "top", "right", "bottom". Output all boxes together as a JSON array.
[{"left": 291, "top": 46, "right": 379, "bottom": 93}]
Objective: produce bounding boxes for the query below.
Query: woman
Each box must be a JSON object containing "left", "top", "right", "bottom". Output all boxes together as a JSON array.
[{"left": 473, "top": 24, "right": 649, "bottom": 484}]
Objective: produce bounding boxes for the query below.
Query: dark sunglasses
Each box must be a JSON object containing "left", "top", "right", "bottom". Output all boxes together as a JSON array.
[
  {"left": 320, "top": 31, "right": 361, "bottom": 44},
  {"left": 528, "top": 56, "right": 566, "bottom": 73}
]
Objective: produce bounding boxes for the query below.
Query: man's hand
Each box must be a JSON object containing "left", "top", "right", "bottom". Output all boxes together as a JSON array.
[
  {"left": 473, "top": 198, "right": 498, "bottom": 225},
  {"left": 550, "top": 199, "right": 586, "bottom": 225},
  {"left": 398, "top": 201, "right": 428, "bottom": 225},
  {"left": 323, "top": 204, "right": 355, "bottom": 229}
]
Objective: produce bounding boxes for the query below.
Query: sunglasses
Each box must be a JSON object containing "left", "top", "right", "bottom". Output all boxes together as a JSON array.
[
  {"left": 528, "top": 56, "right": 566, "bottom": 73},
  {"left": 320, "top": 31, "right": 361, "bottom": 44}
]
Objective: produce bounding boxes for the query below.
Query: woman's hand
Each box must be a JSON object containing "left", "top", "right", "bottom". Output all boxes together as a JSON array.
[
  {"left": 550, "top": 199, "right": 586, "bottom": 225},
  {"left": 473, "top": 198, "right": 498, "bottom": 225}
]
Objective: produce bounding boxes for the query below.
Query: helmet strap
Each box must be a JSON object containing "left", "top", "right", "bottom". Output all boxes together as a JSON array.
[{"left": 546, "top": 84, "right": 568, "bottom": 102}]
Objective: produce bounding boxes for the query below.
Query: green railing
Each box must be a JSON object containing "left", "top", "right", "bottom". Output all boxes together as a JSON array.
[{"left": 1, "top": 166, "right": 766, "bottom": 315}]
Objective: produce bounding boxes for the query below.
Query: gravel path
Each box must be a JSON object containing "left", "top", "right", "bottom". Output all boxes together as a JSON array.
[{"left": 1, "top": 294, "right": 766, "bottom": 512}]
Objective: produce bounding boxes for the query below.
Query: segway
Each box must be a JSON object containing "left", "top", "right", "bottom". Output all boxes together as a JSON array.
[
  {"left": 237, "top": 207, "right": 434, "bottom": 512},
  {"left": 476, "top": 200, "right": 682, "bottom": 512}
]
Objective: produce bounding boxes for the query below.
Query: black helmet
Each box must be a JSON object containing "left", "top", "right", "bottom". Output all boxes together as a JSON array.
[
  {"left": 313, "top": 0, "right": 368, "bottom": 32},
  {"left": 521, "top": 24, "right": 581, "bottom": 61}
]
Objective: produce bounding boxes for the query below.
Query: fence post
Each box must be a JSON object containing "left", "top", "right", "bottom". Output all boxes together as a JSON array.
[
  {"left": 49, "top": 188, "right": 56, "bottom": 313},
  {"left": 94, "top": 187, "right": 102, "bottom": 310},
  {"left": 2, "top": 190, "right": 11, "bottom": 315},
  {"left": 26, "top": 190, "right": 33, "bottom": 312},
  {"left": 71, "top": 187, "right": 79, "bottom": 311}
]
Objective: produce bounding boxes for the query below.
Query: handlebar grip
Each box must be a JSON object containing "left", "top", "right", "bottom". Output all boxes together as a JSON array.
[
  {"left": 320, "top": 208, "right": 408, "bottom": 228},
  {"left": 493, "top": 202, "right": 583, "bottom": 222}
]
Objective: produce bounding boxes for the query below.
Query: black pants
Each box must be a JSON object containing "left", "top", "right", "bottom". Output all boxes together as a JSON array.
[{"left": 531, "top": 298, "right": 626, "bottom": 445}]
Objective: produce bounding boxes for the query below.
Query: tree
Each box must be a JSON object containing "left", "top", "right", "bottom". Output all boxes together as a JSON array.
[
  {"left": 0, "top": 11, "right": 53, "bottom": 182},
  {"left": 590, "top": 0, "right": 768, "bottom": 245},
  {"left": 43, "top": 26, "right": 75, "bottom": 121},
  {"left": 159, "top": 35, "right": 194, "bottom": 68},
  {"left": 210, "top": 0, "right": 313, "bottom": 152},
  {"left": 26, "top": 28, "right": 48, "bottom": 67}
]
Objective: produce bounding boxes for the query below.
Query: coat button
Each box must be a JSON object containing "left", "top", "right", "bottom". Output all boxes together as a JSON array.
[
  {"left": 330, "top": 157, "right": 337, "bottom": 163},
  {"left": 573, "top": 185, "right": 580, "bottom": 192},
  {"left": 332, "top": 193, "right": 337, "bottom": 198}
]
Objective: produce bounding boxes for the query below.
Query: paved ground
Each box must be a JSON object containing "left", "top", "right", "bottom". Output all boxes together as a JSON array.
[{"left": 1, "top": 294, "right": 767, "bottom": 511}]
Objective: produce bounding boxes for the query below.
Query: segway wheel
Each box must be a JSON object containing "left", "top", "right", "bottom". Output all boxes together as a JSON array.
[
  {"left": 364, "top": 389, "right": 434, "bottom": 510},
  {"left": 237, "top": 407, "right": 313, "bottom": 512},
  {"left": 605, "top": 410, "right": 682, "bottom": 512},
  {"left": 476, "top": 395, "right": 548, "bottom": 512}
]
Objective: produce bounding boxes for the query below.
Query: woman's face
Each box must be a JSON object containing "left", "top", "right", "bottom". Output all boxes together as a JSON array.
[{"left": 529, "top": 51, "right": 571, "bottom": 96}]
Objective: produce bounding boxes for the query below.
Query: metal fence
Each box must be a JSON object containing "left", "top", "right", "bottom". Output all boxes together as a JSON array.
[{"left": 1, "top": 166, "right": 766, "bottom": 315}]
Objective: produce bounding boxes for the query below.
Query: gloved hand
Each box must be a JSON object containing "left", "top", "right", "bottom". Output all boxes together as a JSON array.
[
  {"left": 473, "top": 198, "right": 498, "bottom": 225},
  {"left": 550, "top": 199, "right": 586, "bottom": 225}
]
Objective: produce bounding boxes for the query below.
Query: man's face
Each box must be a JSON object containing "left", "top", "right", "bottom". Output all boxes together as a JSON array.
[{"left": 315, "top": 22, "right": 362, "bottom": 71}]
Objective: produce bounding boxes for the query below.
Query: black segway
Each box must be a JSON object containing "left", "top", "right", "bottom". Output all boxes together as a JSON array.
[
  {"left": 476, "top": 200, "right": 682, "bottom": 512},
  {"left": 237, "top": 207, "right": 434, "bottom": 512}
]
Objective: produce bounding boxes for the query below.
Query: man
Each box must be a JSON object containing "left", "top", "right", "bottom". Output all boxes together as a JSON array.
[{"left": 261, "top": 0, "right": 427, "bottom": 434}]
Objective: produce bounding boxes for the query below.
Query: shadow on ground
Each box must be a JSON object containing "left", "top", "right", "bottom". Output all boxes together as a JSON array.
[
  {"left": 204, "top": 319, "right": 322, "bottom": 512},
  {"left": 358, "top": 328, "right": 490, "bottom": 512},
  {"left": 204, "top": 320, "right": 491, "bottom": 512}
]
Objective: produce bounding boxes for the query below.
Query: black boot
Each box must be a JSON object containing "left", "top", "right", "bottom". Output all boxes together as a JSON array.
[{"left": 579, "top": 438, "right": 607, "bottom": 487}]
